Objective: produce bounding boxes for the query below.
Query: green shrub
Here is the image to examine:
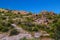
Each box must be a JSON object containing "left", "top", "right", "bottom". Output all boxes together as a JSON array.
[{"left": 9, "top": 29, "right": 19, "bottom": 36}]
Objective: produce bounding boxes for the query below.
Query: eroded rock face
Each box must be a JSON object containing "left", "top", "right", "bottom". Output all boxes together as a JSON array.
[
  {"left": 34, "top": 17, "right": 48, "bottom": 25},
  {"left": 11, "top": 10, "right": 28, "bottom": 14},
  {"left": 0, "top": 8, "right": 9, "bottom": 13},
  {"left": 11, "top": 10, "right": 19, "bottom": 14},
  {"left": 50, "top": 12, "right": 55, "bottom": 15},
  {"left": 19, "top": 11, "right": 28, "bottom": 14},
  {"left": 34, "top": 11, "right": 56, "bottom": 25},
  {"left": 0, "top": 8, "right": 28, "bottom": 15}
]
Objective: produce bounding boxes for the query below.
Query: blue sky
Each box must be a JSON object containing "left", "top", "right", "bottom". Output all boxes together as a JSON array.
[{"left": 0, "top": 0, "right": 60, "bottom": 14}]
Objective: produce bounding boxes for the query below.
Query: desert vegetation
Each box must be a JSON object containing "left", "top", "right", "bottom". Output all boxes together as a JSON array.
[{"left": 0, "top": 8, "right": 60, "bottom": 40}]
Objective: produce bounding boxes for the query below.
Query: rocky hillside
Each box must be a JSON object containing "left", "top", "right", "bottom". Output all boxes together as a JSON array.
[{"left": 0, "top": 8, "right": 60, "bottom": 40}]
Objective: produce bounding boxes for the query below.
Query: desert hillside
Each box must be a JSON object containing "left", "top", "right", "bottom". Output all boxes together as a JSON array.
[{"left": 0, "top": 8, "right": 60, "bottom": 40}]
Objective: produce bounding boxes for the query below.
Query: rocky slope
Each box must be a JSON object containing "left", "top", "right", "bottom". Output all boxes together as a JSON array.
[{"left": 0, "top": 8, "right": 60, "bottom": 40}]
